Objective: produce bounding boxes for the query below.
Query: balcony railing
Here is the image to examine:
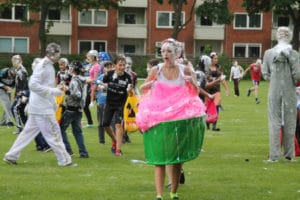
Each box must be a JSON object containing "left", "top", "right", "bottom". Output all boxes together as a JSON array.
[
  {"left": 194, "top": 25, "right": 224, "bottom": 40},
  {"left": 117, "top": 24, "right": 147, "bottom": 39},
  {"left": 119, "top": 0, "right": 147, "bottom": 7},
  {"left": 46, "top": 20, "right": 72, "bottom": 36}
]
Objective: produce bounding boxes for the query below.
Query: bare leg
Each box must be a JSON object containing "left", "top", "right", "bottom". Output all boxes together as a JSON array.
[
  {"left": 115, "top": 123, "right": 123, "bottom": 150},
  {"left": 104, "top": 126, "right": 116, "bottom": 142},
  {"left": 155, "top": 165, "right": 166, "bottom": 197},
  {"left": 170, "top": 164, "right": 181, "bottom": 194}
]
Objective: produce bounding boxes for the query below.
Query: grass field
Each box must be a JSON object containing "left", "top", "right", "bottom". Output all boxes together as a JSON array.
[{"left": 1, "top": 80, "right": 300, "bottom": 200}]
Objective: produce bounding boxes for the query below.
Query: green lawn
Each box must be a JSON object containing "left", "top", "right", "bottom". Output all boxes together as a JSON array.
[{"left": 1, "top": 80, "right": 300, "bottom": 200}]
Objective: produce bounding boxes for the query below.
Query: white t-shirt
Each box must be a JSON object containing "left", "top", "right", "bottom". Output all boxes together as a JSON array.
[{"left": 231, "top": 65, "right": 243, "bottom": 79}]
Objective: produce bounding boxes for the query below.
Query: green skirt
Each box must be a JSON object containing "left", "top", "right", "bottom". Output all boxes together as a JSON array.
[{"left": 143, "top": 116, "right": 206, "bottom": 165}]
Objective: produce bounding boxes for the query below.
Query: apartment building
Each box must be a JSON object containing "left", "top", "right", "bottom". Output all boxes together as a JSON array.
[{"left": 0, "top": 0, "right": 281, "bottom": 59}]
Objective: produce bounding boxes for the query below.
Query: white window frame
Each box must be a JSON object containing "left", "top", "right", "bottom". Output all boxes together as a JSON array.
[
  {"left": 0, "top": 37, "right": 29, "bottom": 53},
  {"left": 233, "top": 43, "right": 261, "bottom": 58},
  {"left": 78, "top": 40, "right": 107, "bottom": 54},
  {"left": 234, "top": 12, "right": 262, "bottom": 30},
  {"left": 0, "top": 4, "right": 29, "bottom": 22},
  {"left": 156, "top": 11, "right": 185, "bottom": 28},
  {"left": 78, "top": 9, "right": 107, "bottom": 27}
]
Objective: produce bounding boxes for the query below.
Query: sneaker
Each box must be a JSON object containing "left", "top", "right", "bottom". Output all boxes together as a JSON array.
[
  {"left": 256, "top": 99, "right": 260, "bottom": 104},
  {"left": 79, "top": 154, "right": 89, "bottom": 158},
  {"left": 212, "top": 128, "right": 220, "bottom": 131},
  {"left": 263, "top": 159, "right": 278, "bottom": 163},
  {"left": 82, "top": 124, "right": 93, "bottom": 128},
  {"left": 285, "top": 157, "right": 297, "bottom": 162},
  {"left": 6, "top": 122, "right": 14, "bottom": 127},
  {"left": 170, "top": 193, "right": 179, "bottom": 200},
  {"left": 13, "top": 127, "right": 22, "bottom": 134},
  {"left": 115, "top": 149, "right": 122, "bottom": 156},
  {"left": 155, "top": 197, "right": 163, "bottom": 200},
  {"left": 247, "top": 89, "right": 251, "bottom": 97},
  {"left": 179, "top": 169, "right": 185, "bottom": 184},
  {"left": 3, "top": 157, "right": 17, "bottom": 165},
  {"left": 43, "top": 147, "right": 52, "bottom": 152},
  {"left": 166, "top": 183, "right": 171, "bottom": 189},
  {"left": 64, "top": 162, "right": 78, "bottom": 167}
]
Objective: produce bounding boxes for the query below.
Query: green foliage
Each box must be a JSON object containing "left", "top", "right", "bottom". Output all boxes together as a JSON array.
[{"left": 196, "top": 0, "right": 233, "bottom": 25}]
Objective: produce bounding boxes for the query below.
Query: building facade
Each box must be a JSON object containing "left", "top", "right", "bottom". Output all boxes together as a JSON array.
[{"left": 0, "top": 0, "right": 284, "bottom": 60}]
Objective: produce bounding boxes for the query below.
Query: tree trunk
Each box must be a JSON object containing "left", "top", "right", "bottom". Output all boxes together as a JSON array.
[
  {"left": 292, "top": 24, "right": 299, "bottom": 51},
  {"left": 171, "top": 1, "right": 183, "bottom": 39},
  {"left": 39, "top": 0, "right": 48, "bottom": 57}
]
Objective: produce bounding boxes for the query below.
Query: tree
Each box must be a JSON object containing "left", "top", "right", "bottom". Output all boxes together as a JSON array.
[
  {"left": 0, "top": 0, "right": 122, "bottom": 56},
  {"left": 157, "top": 0, "right": 233, "bottom": 39},
  {"left": 242, "top": 0, "right": 300, "bottom": 50}
]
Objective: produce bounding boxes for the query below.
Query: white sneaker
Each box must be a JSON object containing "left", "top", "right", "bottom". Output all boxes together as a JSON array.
[
  {"left": 263, "top": 159, "right": 278, "bottom": 163},
  {"left": 89, "top": 102, "right": 94, "bottom": 107}
]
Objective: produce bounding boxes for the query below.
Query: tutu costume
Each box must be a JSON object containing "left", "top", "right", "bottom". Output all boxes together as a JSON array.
[{"left": 137, "top": 64, "right": 206, "bottom": 165}]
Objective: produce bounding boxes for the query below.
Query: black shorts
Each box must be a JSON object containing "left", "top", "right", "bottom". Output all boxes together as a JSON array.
[{"left": 102, "top": 104, "right": 123, "bottom": 127}]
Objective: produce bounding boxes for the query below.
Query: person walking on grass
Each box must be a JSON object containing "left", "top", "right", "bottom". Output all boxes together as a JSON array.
[
  {"left": 262, "top": 26, "right": 300, "bottom": 162},
  {"left": 229, "top": 60, "right": 244, "bottom": 97},
  {"left": 102, "top": 55, "right": 133, "bottom": 156},
  {"left": 138, "top": 38, "right": 206, "bottom": 200},
  {"left": 59, "top": 60, "right": 89, "bottom": 158},
  {"left": 95, "top": 61, "right": 113, "bottom": 144},
  {"left": 244, "top": 58, "right": 262, "bottom": 104},
  {"left": 3, "top": 43, "right": 75, "bottom": 167}
]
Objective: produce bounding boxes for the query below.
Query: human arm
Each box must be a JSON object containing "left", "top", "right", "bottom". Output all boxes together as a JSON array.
[
  {"left": 261, "top": 51, "right": 271, "bottom": 81},
  {"left": 139, "top": 67, "right": 158, "bottom": 93},
  {"left": 29, "top": 63, "right": 62, "bottom": 97}
]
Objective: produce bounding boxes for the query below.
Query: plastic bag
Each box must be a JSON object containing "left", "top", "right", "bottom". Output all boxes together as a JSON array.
[
  {"left": 55, "top": 94, "right": 65, "bottom": 124},
  {"left": 205, "top": 98, "right": 218, "bottom": 123},
  {"left": 123, "top": 92, "right": 139, "bottom": 132}
]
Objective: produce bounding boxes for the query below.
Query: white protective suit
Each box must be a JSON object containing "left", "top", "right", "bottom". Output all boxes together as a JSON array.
[
  {"left": 4, "top": 56, "right": 72, "bottom": 166},
  {"left": 262, "top": 27, "right": 300, "bottom": 161}
]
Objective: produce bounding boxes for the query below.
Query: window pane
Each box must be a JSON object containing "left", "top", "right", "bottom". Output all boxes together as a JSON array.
[
  {"left": 278, "top": 16, "right": 289, "bottom": 27},
  {"left": 248, "top": 46, "right": 260, "bottom": 57},
  {"left": 80, "top": 10, "right": 92, "bottom": 24},
  {"left": 124, "top": 14, "right": 136, "bottom": 24},
  {"left": 234, "top": 46, "right": 246, "bottom": 57},
  {"left": 124, "top": 45, "right": 135, "bottom": 54},
  {"left": 15, "top": 5, "right": 27, "bottom": 20},
  {"left": 0, "top": 7, "right": 12, "bottom": 19},
  {"left": 171, "top": 12, "right": 183, "bottom": 26},
  {"left": 79, "top": 41, "right": 91, "bottom": 54},
  {"left": 235, "top": 14, "right": 247, "bottom": 28},
  {"left": 94, "top": 10, "right": 106, "bottom": 25},
  {"left": 48, "top": 9, "right": 60, "bottom": 20},
  {"left": 94, "top": 42, "right": 106, "bottom": 52},
  {"left": 14, "top": 38, "right": 27, "bottom": 53},
  {"left": 157, "top": 12, "right": 169, "bottom": 26},
  {"left": 201, "top": 16, "right": 212, "bottom": 26},
  {"left": 249, "top": 14, "right": 261, "bottom": 28},
  {"left": 0, "top": 38, "right": 12, "bottom": 52}
]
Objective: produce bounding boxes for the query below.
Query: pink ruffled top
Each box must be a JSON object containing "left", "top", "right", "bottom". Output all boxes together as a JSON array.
[{"left": 136, "top": 78, "right": 206, "bottom": 132}]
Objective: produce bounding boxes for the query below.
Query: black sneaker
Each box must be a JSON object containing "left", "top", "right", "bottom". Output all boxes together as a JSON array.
[
  {"left": 79, "top": 154, "right": 89, "bottom": 158},
  {"left": 247, "top": 89, "right": 251, "bottom": 97},
  {"left": 6, "top": 122, "right": 14, "bottom": 127},
  {"left": 180, "top": 169, "right": 185, "bottom": 184}
]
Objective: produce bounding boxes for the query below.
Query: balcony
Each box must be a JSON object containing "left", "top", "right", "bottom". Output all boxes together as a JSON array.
[
  {"left": 194, "top": 25, "right": 224, "bottom": 40},
  {"left": 46, "top": 20, "right": 72, "bottom": 36},
  {"left": 117, "top": 24, "right": 147, "bottom": 39},
  {"left": 119, "top": 0, "right": 147, "bottom": 8}
]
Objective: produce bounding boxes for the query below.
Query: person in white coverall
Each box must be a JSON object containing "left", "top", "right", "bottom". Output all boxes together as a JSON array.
[
  {"left": 262, "top": 26, "right": 300, "bottom": 162},
  {"left": 3, "top": 43, "right": 74, "bottom": 166}
]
